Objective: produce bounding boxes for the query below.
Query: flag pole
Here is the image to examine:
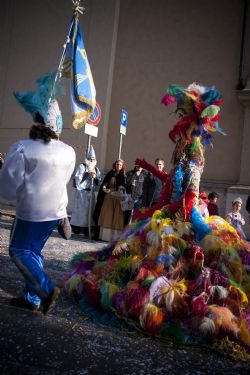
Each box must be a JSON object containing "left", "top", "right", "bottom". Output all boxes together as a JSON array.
[
  {"left": 53, "top": 18, "right": 75, "bottom": 90},
  {"left": 87, "top": 135, "right": 92, "bottom": 153},
  {"left": 52, "top": 0, "right": 84, "bottom": 97},
  {"left": 87, "top": 135, "right": 94, "bottom": 240}
]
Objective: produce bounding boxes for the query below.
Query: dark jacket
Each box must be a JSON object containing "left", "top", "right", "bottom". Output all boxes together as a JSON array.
[
  {"left": 126, "top": 169, "right": 146, "bottom": 198},
  {"left": 141, "top": 172, "right": 155, "bottom": 207}
]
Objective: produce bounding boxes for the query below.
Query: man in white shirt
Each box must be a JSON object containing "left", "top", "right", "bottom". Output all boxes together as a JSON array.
[{"left": 0, "top": 73, "right": 76, "bottom": 314}]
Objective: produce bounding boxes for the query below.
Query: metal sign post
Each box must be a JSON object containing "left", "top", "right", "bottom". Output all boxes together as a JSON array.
[
  {"left": 118, "top": 109, "right": 128, "bottom": 159},
  {"left": 85, "top": 136, "right": 93, "bottom": 240},
  {"left": 118, "top": 133, "right": 123, "bottom": 159},
  {"left": 87, "top": 135, "right": 92, "bottom": 153}
]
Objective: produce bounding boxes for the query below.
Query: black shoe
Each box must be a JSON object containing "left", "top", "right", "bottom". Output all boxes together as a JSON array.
[
  {"left": 42, "top": 287, "right": 60, "bottom": 315},
  {"left": 71, "top": 225, "right": 81, "bottom": 235},
  {"left": 10, "top": 297, "right": 40, "bottom": 312}
]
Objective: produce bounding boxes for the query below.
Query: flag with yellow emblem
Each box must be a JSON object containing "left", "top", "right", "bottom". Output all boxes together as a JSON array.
[{"left": 61, "top": 17, "right": 96, "bottom": 129}]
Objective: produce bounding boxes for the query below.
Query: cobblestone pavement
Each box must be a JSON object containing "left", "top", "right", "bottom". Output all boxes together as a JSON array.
[{"left": 0, "top": 211, "right": 250, "bottom": 375}]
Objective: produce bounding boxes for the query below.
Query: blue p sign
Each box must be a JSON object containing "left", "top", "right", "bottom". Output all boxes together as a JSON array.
[{"left": 121, "top": 110, "right": 128, "bottom": 127}]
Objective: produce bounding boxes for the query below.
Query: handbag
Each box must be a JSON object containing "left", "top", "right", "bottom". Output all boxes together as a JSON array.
[
  {"left": 110, "top": 186, "right": 126, "bottom": 200},
  {"left": 120, "top": 193, "right": 134, "bottom": 211}
]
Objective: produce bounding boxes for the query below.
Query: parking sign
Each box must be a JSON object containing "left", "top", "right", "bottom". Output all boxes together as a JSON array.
[{"left": 120, "top": 109, "right": 128, "bottom": 135}]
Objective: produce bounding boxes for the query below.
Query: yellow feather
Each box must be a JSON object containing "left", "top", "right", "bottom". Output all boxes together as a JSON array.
[
  {"left": 147, "top": 244, "right": 161, "bottom": 260},
  {"left": 229, "top": 285, "right": 248, "bottom": 304},
  {"left": 227, "top": 260, "right": 243, "bottom": 285},
  {"left": 66, "top": 274, "right": 84, "bottom": 294},
  {"left": 238, "top": 319, "right": 250, "bottom": 346},
  {"left": 128, "top": 236, "right": 144, "bottom": 256},
  {"left": 161, "top": 234, "right": 187, "bottom": 250},
  {"left": 131, "top": 255, "right": 143, "bottom": 272},
  {"left": 173, "top": 279, "right": 188, "bottom": 294},
  {"left": 113, "top": 240, "right": 129, "bottom": 256},
  {"left": 162, "top": 218, "right": 173, "bottom": 226},
  {"left": 201, "top": 234, "right": 226, "bottom": 253},
  {"left": 174, "top": 221, "right": 192, "bottom": 237}
]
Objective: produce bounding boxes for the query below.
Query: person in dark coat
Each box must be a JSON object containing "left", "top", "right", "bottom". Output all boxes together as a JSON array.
[
  {"left": 93, "top": 159, "right": 126, "bottom": 240},
  {"left": 139, "top": 158, "right": 167, "bottom": 208},
  {"left": 126, "top": 164, "right": 146, "bottom": 210}
]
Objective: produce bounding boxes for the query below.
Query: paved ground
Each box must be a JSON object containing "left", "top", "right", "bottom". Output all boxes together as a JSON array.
[{"left": 0, "top": 209, "right": 250, "bottom": 375}]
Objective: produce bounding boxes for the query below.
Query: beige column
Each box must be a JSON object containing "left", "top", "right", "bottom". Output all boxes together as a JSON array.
[
  {"left": 237, "top": 80, "right": 250, "bottom": 185},
  {"left": 223, "top": 84, "right": 250, "bottom": 239}
]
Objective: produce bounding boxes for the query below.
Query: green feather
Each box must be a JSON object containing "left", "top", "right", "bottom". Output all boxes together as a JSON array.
[
  {"left": 161, "top": 322, "right": 189, "bottom": 345},
  {"left": 93, "top": 261, "right": 108, "bottom": 269},
  {"left": 190, "top": 137, "right": 199, "bottom": 155},
  {"left": 140, "top": 276, "right": 156, "bottom": 288},
  {"left": 226, "top": 246, "right": 241, "bottom": 260},
  {"left": 70, "top": 252, "right": 95, "bottom": 266},
  {"left": 100, "top": 283, "right": 120, "bottom": 310},
  {"left": 106, "top": 255, "right": 132, "bottom": 284},
  {"left": 201, "top": 105, "right": 220, "bottom": 119},
  {"left": 229, "top": 279, "right": 244, "bottom": 291},
  {"left": 167, "top": 84, "right": 184, "bottom": 98}
]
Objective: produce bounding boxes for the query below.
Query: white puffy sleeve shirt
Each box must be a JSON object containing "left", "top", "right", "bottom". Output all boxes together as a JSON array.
[{"left": 0, "top": 139, "right": 76, "bottom": 221}]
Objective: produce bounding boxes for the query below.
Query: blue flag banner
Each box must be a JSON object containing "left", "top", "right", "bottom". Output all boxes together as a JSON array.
[{"left": 61, "top": 17, "right": 96, "bottom": 129}]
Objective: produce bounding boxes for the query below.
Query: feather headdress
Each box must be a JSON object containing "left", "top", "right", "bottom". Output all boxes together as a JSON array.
[
  {"left": 14, "top": 72, "right": 65, "bottom": 134},
  {"left": 161, "top": 82, "right": 224, "bottom": 147}
]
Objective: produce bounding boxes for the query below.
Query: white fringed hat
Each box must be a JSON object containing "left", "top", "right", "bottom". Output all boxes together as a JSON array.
[
  {"left": 86, "top": 145, "right": 96, "bottom": 159},
  {"left": 233, "top": 197, "right": 243, "bottom": 205}
]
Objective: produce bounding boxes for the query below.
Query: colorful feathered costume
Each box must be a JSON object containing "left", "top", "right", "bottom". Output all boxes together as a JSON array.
[{"left": 65, "top": 83, "right": 250, "bottom": 360}]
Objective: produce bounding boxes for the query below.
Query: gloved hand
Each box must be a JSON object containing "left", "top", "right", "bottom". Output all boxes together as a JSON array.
[{"left": 135, "top": 158, "right": 147, "bottom": 169}]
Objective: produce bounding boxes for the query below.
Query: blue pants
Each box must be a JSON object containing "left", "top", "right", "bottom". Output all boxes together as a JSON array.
[{"left": 9, "top": 218, "right": 60, "bottom": 307}]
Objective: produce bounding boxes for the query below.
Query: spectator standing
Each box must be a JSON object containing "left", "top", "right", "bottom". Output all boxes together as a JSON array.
[
  {"left": 126, "top": 164, "right": 146, "bottom": 210},
  {"left": 0, "top": 72, "right": 76, "bottom": 313},
  {"left": 207, "top": 192, "right": 219, "bottom": 216},
  {"left": 71, "top": 145, "right": 101, "bottom": 236},
  {"left": 140, "top": 158, "right": 167, "bottom": 207},
  {"left": 226, "top": 197, "right": 246, "bottom": 240},
  {"left": 94, "top": 159, "right": 127, "bottom": 242}
]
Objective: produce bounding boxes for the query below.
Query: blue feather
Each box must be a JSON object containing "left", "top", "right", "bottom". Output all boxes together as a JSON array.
[
  {"left": 13, "top": 71, "right": 65, "bottom": 121},
  {"left": 200, "top": 129, "right": 212, "bottom": 146},
  {"left": 156, "top": 254, "right": 175, "bottom": 265},
  {"left": 190, "top": 207, "right": 212, "bottom": 241},
  {"left": 213, "top": 122, "right": 227, "bottom": 136},
  {"left": 173, "top": 163, "right": 184, "bottom": 200},
  {"left": 201, "top": 88, "right": 222, "bottom": 105}
]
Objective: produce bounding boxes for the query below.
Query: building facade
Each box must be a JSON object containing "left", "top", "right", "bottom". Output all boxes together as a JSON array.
[{"left": 1, "top": 0, "right": 250, "bottom": 233}]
